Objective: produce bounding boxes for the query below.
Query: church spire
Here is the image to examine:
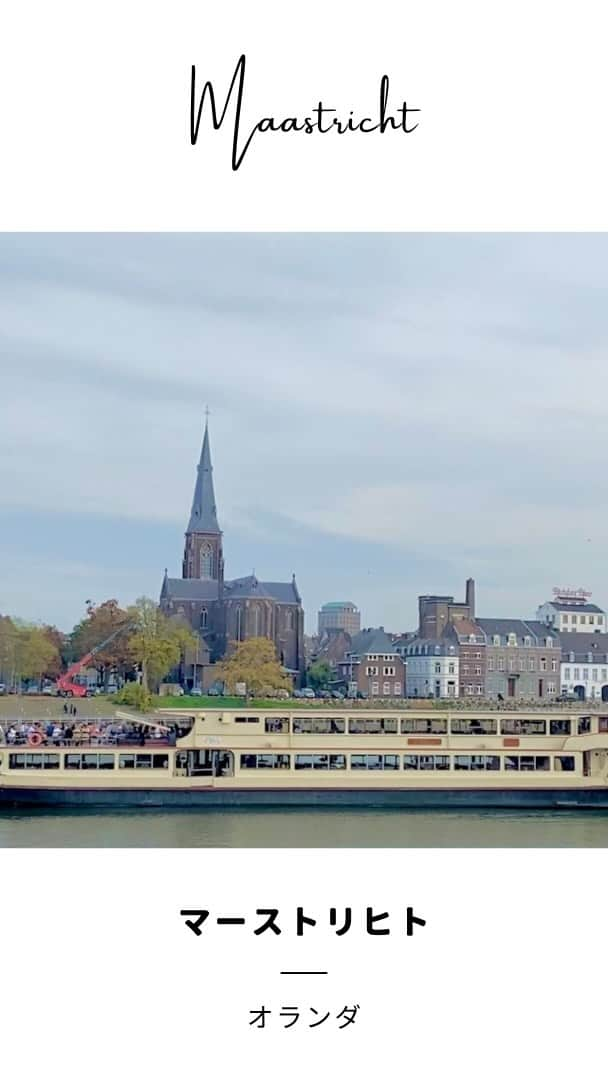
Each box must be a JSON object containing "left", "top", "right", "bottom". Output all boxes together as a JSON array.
[{"left": 187, "top": 414, "right": 220, "bottom": 535}]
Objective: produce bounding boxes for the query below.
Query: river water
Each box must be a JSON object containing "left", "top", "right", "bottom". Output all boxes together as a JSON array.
[{"left": 1, "top": 807, "right": 608, "bottom": 846}]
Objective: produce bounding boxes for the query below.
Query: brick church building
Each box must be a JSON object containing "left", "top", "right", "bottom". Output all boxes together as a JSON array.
[{"left": 160, "top": 419, "right": 305, "bottom": 688}]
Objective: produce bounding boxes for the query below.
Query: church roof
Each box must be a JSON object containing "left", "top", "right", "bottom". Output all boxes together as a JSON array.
[
  {"left": 224, "top": 575, "right": 300, "bottom": 604},
  {"left": 160, "top": 574, "right": 300, "bottom": 605},
  {"left": 161, "top": 577, "right": 220, "bottom": 601},
  {"left": 187, "top": 419, "right": 220, "bottom": 535}
]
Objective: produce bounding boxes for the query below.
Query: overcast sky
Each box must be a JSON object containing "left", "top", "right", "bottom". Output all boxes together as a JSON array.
[{"left": 1, "top": 232, "right": 607, "bottom": 634}]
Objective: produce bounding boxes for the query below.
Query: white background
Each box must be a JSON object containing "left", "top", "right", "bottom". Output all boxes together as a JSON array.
[
  {"left": 2, "top": 849, "right": 605, "bottom": 1078},
  {"left": 0, "top": 0, "right": 608, "bottom": 228},
  {"left": 2, "top": 0, "right": 608, "bottom": 1074}
]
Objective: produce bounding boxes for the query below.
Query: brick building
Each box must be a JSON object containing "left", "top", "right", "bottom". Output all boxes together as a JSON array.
[
  {"left": 418, "top": 578, "right": 476, "bottom": 638},
  {"left": 337, "top": 628, "right": 405, "bottom": 698}
]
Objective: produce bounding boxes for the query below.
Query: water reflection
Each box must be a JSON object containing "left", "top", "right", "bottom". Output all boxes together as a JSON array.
[{"left": 1, "top": 807, "right": 608, "bottom": 847}]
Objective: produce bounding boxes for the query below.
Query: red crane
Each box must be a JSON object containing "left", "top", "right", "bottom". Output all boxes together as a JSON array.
[{"left": 56, "top": 623, "right": 133, "bottom": 698}]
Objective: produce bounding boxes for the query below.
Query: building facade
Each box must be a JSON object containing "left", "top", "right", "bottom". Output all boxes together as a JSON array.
[
  {"left": 337, "top": 628, "right": 405, "bottom": 698},
  {"left": 160, "top": 419, "right": 305, "bottom": 687},
  {"left": 403, "top": 638, "right": 459, "bottom": 698},
  {"left": 318, "top": 601, "right": 361, "bottom": 637},
  {"left": 442, "top": 619, "right": 486, "bottom": 698},
  {"left": 476, "top": 619, "right": 559, "bottom": 701},
  {"left": 559, "top": 632, "right": 608, "bottom": 701},
  {"left": 418, "top": 578, "right": 476, "bottom": 638},
  {"left": 537, "top": 589, "right": 606, "bottom": 634}
]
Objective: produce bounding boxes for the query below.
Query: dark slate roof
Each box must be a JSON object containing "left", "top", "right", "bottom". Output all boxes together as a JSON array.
[
  {"left": 476, "top": 618, "right": 556, "bottom": 646},
  {"left": 161, "top": 573, "right": 301, "bottom": 605},
  {"left": 557, "top": 632, "right": 608, "bottom": 659},
  {"left": 349, "top": 628, "right": 396, "bottom": 656},
  {"left": 521, "top": 620, "right": 557, "bottom": 639},
  {"left": 161, "top": 577, "right": 220, "bottom": 601},
  {"left": 223, "top": 575, "right": 300, "bottom": 603},
  {"left": 187, "top": 420, "right": 221, "bottom": 535},
  {"left": 546, "top": 601, "right": 603, "bottom": 613}
]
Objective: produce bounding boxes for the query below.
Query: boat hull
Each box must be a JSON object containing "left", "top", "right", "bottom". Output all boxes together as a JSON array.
[{"left": 1, "top": 785, "right": 608, "bottom": 810}]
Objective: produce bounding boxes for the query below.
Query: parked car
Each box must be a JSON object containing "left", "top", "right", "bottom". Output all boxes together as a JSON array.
[
  {"left": 207, "top": 686, "right": 223, "bottom": 696},
  {"left": 0, "top": 683, "right": 5, "bottom": 695},
  {"left": 300, "top": 688, "right": 316, "bottom": 699},
  {"left": 317, "top": 690, "right": 331, "bottom": 699},
  {"left": 25, "top": 685, "right": 41, "bottom": 695},
  {"left": 190, "top": 687, "right": 203, "bottom": 697},
  {"left": 41, "top": 686, "right": 56, "bottom": 696},
  {"left": 331, "top": 691, "right": 345, "bottom": 700},
  {"left": 276, "top": 688, "right": 290, "bottom": 700}
]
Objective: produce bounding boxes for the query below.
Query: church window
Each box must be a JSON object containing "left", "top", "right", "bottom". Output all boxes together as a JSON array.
[
  {"left": 200, "top": 608, "right": 208, "bottom": 630},
  {"left": 285, "top": 609, "right": 293, "bottom": 631},
  {"left": 199, "top": 543, "right": 213, "bottom": 578},
  {"left": 252, "top": 606, "right": 260, "bottom": 636},
  {"left": 235, "top": 608, "right": 243, "bottom": 641}
]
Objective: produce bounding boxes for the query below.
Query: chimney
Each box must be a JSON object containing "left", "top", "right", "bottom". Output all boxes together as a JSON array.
[{"left": 465, "top": 578, "right": 475, "bottom": 617}]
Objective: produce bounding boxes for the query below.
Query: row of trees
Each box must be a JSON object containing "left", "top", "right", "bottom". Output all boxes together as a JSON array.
[
  {"left": 0, "top": 599, "right": 293, "bottom": 701},
  {"left": 0, "top": 617, "right": 63, "bottom": 687},
  {"left": 0, "top": 598, "right": 198, "bottom": 695}
]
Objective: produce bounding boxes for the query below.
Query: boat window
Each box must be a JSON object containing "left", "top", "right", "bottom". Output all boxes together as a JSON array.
[
  {"left": 578, "top": 717, "right": 591, "bottom": 734},
  {"left": 43, "top": 754, "right": 60, "bottom": 769},
  {"left": 152, "top": 754, "right": 169, "bottom": 769},
  {"left": 599, "top": 717, "right": 608, "bottom": 733},
  {"left": 264, "top": 717, "right": 289, "bottom": 733},
  {"left": 62, "top": 753, "right": 116, "bottom": 770},
  {"left": 8, "top": 753, "right": 25, "bottom": 769},
  {"left": 293, "top": 718, "right": 345, "bottom": 734},
  {"left": 555, "top": 755, "right": 576, "bottom": 771},
  {"left": 234, "top": 717, "right": 260, "bottom": 724},
  {"left": 119, "top": 754, "right": 136, "bottom": 769},
  {"left": 403, "top": 754, "right": 450, "bottom": 770},
  {"left": 550, "top": 719, "right": 571, "bottom": 736},
  {"left": 240, "top": 754, "right": 290, "bottom": 769},
  {"left": 348, "top": 718, "right": 398, "bottom": 734},
  {"left": 350, "top": 754, "right": 401, "bottom": 770},
  {"left": 501, "top": 718, "right": 547, "bottom": 735},
  {"left": 455, "top": 755, "right": 499, "bottom": 770},
  {"left": 506, "top": 755, "right": 552, "bottom": 771},
  {"left": 299, "top": 754, "right": 346, "bottom": 770},
  {"left": 135, "top": 755, "right": 153, "bottom": 769},
  {"left": 451, "top": 718, "right": 497, "bottom": 735},
  {"left": 401, "top": 717, "right": 448, "bottom": 734}
]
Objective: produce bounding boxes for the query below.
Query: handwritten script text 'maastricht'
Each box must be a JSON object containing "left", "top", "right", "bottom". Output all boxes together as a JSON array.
[{"left": 190, "top": 55, "right": 420, "bottom": 171}]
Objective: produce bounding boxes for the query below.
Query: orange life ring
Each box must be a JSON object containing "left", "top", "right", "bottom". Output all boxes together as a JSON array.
[{"left": 28, "top": 732, "right": 43, "bottom": 747}]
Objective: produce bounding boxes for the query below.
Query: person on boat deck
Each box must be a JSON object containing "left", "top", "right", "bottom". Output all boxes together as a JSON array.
[
  {"left": 45, "top": 720, "right": 54, "bottom": 738},
  {"left": 52, "top": 724, "right": 62, "bottom": 744},
  {"left": 6, "top": 726, "right": 16, "bottom": 743}
]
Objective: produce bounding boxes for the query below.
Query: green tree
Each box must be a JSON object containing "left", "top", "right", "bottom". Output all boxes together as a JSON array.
[
  {"left": 70, "top": 600, "right": 134, "bottom": 688},
  {"left": 307, "top": 660, "right": 333, "bottom": 691},
  {"left": 13, "top": 623, "right": 60, "bottom": 687},
  {"left": 215, "top": 637, "right": 291, "bottom": 699},
  {"left": 0, "top": 615, "right": 18, "bottom": 687},
  {"left": 127, "top": 597, "right": 197, "bottom": 692}
]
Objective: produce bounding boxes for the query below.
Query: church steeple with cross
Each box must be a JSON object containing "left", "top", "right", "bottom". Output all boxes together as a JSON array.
[{"left": 182, "top": 412, "right": 224, "bottom": 582}]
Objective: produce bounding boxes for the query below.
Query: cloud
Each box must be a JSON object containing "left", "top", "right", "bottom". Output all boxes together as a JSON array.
[{"left": 1, "top": 233, "right": 608, "bottom": 630}]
